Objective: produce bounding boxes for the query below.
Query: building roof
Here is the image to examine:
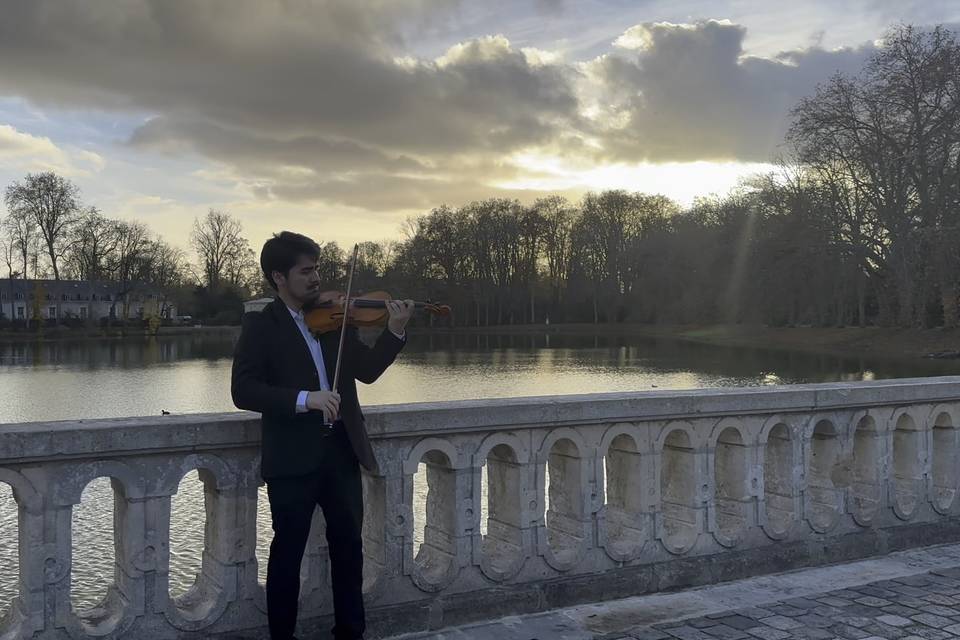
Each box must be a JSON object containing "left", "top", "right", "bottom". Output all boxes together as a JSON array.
[{"left": 0, "top": 279, "right": 167, "bottom": 297}]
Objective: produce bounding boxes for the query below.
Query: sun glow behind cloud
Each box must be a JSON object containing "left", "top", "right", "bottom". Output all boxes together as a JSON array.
[
  {"left": 496, "top": 153, "right": 776, "bottom": 205},
  {"left": 1, "top": 1, "right": 958, "bottom": 252}
]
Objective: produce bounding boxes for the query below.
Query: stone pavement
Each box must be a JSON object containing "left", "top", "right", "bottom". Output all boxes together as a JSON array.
[{"left": 388, "top": 543, "right": 960, "bottom": 640}]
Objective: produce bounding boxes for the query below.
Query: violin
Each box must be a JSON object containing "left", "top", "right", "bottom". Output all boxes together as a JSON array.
[
  {"left": 319, "top": 243, "right": 452, "bottom": 401},
  {"left": 304, "top": 289, "right": 451, "bottom": 335}
]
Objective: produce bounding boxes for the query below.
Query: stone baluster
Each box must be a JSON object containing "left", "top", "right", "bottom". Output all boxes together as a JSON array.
[
  {"left": 1, "top": 384, "right": 959, "bottom": 639},
  {"left": 0, "top": 468, "right": 43, "bottom": 640},
  {"left": 379, "top": 456, "right": 408, "bottom": 591},
  {"left": 472, "top": 434, "right": 530, "bottom": 581},
  {"left": 538, "top": 429, "right": 592, "bottom": 572},
  {"left": 360, "top": 470, "right": 387, "bottom": 599}
]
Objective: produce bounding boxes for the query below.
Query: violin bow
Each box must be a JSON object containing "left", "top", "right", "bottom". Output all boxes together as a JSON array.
[{"left": 331, "top": 243, "right": 359, "bottom": 394}]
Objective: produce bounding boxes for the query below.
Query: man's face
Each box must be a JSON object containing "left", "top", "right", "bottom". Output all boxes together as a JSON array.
[{"left": 274, "top": 254, "right": 321, "bottom": 305}]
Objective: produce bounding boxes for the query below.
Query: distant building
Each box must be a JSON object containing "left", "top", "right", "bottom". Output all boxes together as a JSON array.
[
  {"left": 0, "top": 279, "right": 176, "bottom": 322},
  {"left": 243, "top": 297, "right": 273, "bottom": 314}
]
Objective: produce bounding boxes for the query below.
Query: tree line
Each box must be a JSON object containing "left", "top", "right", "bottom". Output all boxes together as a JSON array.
[
  {"left": 383, "top": 24, "right": 960, "bottom": 329},
  {"left": 2, "top": 24, "right": 958, "bottom": 328},
  {"left": 0, "top": 175, "right": 261, "bottom": 323}
]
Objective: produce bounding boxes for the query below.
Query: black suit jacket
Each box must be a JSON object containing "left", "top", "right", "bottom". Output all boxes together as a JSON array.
[{"left": 231, "top": 298, "right": 404, "bottom": 477}]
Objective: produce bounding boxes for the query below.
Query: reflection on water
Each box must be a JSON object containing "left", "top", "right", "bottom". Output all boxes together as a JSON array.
[
  {"left": 1, "top": 331, "right": 957, "bottom": 424},
  {"left": 0, "top": 330, "right": 958, "bottom": 607},
  {"left": 0, "top": 333, "right": 238, "bottom": 368}
]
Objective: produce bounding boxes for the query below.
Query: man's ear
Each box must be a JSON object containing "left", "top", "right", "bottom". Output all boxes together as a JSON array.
[{"left": 272, "top": 270, "right": 285, "bottom": 288}]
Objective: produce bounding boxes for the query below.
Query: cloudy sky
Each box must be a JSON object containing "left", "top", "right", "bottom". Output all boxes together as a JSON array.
[{"left": 1, "top": 0, "right": 958, "bottom": 254}]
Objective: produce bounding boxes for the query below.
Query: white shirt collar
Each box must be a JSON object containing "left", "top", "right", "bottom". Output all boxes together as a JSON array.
[{"left": 286, "top": 305, "right": 304, "bottom": 322}]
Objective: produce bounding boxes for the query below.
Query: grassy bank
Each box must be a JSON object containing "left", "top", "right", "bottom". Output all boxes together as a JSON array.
[{"left": 639, "top": 324, "right": 960, "bottom": 360}]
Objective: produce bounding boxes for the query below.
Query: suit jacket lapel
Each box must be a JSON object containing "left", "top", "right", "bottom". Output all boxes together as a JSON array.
[{"left": 268, "top": 299, "right": 317, "bottom": 381}]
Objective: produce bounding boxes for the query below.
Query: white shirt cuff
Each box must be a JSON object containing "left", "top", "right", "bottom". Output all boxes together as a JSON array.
[
  {"left": 390, "top": 328, "right": 405, "bottom": 340},
  {"left": 295, "top": 390, "right": 309, "bottom": 413}
]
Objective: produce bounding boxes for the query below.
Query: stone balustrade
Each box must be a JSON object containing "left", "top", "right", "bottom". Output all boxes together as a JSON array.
[{"left": 2, "top": 377, "right": 960, "bottom": 639}]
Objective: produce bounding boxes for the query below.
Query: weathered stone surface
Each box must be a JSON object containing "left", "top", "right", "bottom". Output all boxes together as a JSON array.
[
  {"left": 1, "top": 378, "right": 960, "bottom": 638},
  {"left": 401, "top": 548, "right": 960, "bottom": 640}
]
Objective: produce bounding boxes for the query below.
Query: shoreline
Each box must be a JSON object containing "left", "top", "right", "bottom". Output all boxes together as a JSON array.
[
  {"left": 423, "top": 323, "right": 960, "bottom": 361},
  {"left": 0, "top": 325, "right": 241, "bottom": 342},
  {"left": 0, "top": 322, "right": 957, "bottom": 361}
]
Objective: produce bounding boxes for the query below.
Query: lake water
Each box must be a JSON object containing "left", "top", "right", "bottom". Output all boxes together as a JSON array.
[{"left": 1, "top": 330, "right": 957, "bottom": 613}]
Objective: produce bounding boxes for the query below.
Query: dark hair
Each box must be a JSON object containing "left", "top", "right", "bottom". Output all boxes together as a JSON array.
[{"left": 260, "top": 231, "right": 321, "bottom": 290}]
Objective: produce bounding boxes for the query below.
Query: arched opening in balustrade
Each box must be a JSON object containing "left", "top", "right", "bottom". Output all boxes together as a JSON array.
[
  {"left": 545, "top": 439, "right": 586, "bottom": 563},
  {"left": 480, "top": 444, "right": 523, "bottom": 575},
  {"left": 0, "top": 481, "right": 16, "bottom": 621},
  {"left": 660, "top": 429, "right": 698, "bottom": 549},
  {"left": 931, "top": 412, "right": 959, "bottom": 511},
  {"left": 893, "top": 414, "right": 923, "bottom": 516},
  {"left": 362, "top": 473, "right": 386, "bottom": 595},
  {"left": 168, "top": 470, "right": 206, "bottom": 600},
  {"left": 715, "top": 427, "right": 749, "bottom": 539},
  {"left": 71, "top": 476, "right": 116, "bottom": 613},
  {"left": 850, "top": 416, "right": 881, "bottom": 521},
  {"left": 412, "top": 450, "right": 456, "bottom": 584},
  {"left": 255, "top": 484, "right": 272, "bottom": 586},
  {"left": 763, "top": 423, "right": 793, "bottom": 534},
  {"left": 807, "top": 420, "right": 842, "bottom": 529},
  {"left": 604, "top": 434, "right": 644, "bottom": 554}
]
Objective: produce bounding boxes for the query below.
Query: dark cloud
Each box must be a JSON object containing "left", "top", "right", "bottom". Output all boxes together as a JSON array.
[
  {"left": 259, "top": 170, "right": 585, "bottom": 212},
  {"left": 129, "top": 117, "right": 428, "bottom": 174},
  {"left": 0, "top": 4, "right": 891, "bottom": 208},
  {"left": 0, "top": 1, "right": 578, "bottom": 152},
  {"left": 586, "top": 19, "right": 875, "bottom": 162},
  {"left": 534, "top": 0, "right": 565, "bottom": 14}
]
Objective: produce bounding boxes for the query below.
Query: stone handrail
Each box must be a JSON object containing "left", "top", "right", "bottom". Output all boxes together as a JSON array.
[{"left": 2, "top": 376, "right": 960, "bottom": 638}]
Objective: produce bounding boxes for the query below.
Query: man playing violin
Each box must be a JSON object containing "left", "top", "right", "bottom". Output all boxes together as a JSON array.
[{"left": 231, "top": 231, "right": 413, "bottom": 640}]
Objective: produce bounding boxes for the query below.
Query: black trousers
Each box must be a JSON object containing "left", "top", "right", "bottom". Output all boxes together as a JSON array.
[{"left": 265, "top": 427, "right": 365, "bottom": 640}]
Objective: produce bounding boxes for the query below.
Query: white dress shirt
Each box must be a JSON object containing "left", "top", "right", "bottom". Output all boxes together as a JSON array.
[
  {"left": 287, "top": 305, "right": 404, "bottom": 413},
  {"left": 288, "top": 305, "right": 332, "bottom": 413}
]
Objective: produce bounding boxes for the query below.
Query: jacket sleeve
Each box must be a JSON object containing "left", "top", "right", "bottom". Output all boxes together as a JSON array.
[
  {"left": 231, "top": 312, "right": 300, "bottom": 417},
  {"left": 346, "top": 325, "right": 405, "bottom": 384}
]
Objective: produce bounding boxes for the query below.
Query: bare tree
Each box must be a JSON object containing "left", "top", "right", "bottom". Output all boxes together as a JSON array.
[
  {"left": 316, "top": 241, "right": 345, "bottom": 288},
  {"left": 223, "top": 243, "right": 259, "bottom": 292},
  {"left": 4, "top": 172, "right": 81, "bottom": 280},
  {"left": 1, "top": 206, "right": 36, "bottom": 278},
  {"left": 108, "top": 220, "right": 151, "bottom": 318},
  {"left": 191, "top": 209, "right": 250, "bottom": 290},
  {"left": 144, "top": 238, "right": 186, "bottom": 289},
  {"left": 536, "top": 196, "right": 578, "bottom": 315},
  {"left": 353, "top": 240, "right": 390, "bottom": 291},
  {"left": 0, "top": 223, "right": 18, "bottom": 279},
  {"left": 422, "top": 206, "right": 471, "bottom": 288},
  {"left": 143, "top": 237, "right": 186, "bottom": 318},
  {"left": 789, "top": 24, "right": 960, "bottom": 327},
  {"left": 64, "top": 207, "right": 119, "bottom": 281}
]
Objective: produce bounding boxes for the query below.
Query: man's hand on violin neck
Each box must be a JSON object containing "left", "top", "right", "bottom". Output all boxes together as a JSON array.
[
  {"left": 387, "top": 299, "right": 414, "bottom": 335},
  {"left": 306, "top": 390, "right": 340, "bottom": 423}
]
